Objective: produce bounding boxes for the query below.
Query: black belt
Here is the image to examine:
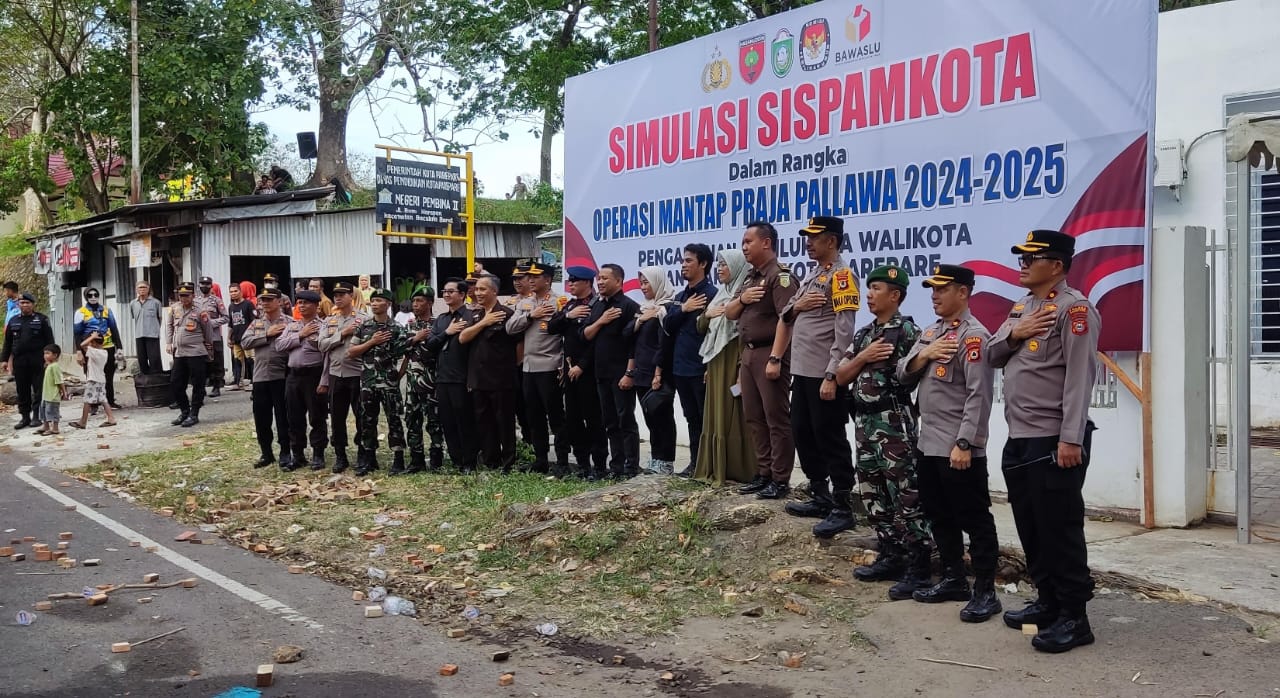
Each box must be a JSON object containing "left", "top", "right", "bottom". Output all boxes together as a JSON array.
[
  {"left": 289, "top": 364, "right": 323, "bottom": 376},
  {"left": 742, "top": 339, "right": 772, "bottom": 350}
]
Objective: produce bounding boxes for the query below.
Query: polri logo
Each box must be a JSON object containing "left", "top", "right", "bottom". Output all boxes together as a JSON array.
[
  {"left": 771, "top": 29, "right": 794, "bottom": 78},
  {"left": 799, "top": 19, "right": 830, "bottom": 72},
  {"left": 836, "top": 2, "right": 882, "bottom": 64},
  {"left": 701, "top": 45, "right": 732, "bottom": 92},
  {"left": 739, "top": 34, "right": 765, "bottom": 84}
]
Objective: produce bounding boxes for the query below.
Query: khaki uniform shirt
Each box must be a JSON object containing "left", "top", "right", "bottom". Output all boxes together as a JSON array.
[
  {"left": 733, "top": 259, "right": 798, "bottom": 349},
  {"left": 240, "top": 313, "right": 290, "bottom": 381},
  {"left": 781, "top": 260, "right": 859, "bottom": 377},
  {"left": 318, "top": 309, "right": 369, "bottom": 378},
  {"left": 507, "top": 293, "right": 566, "bottom": 373},
  {"left": 986, "top": 281, "right": 1100, "bottom": 444},
  {"left": 275, "top": 317, "right": 326, "bottom": 369},
  {"left": 165, "top": 304, "right": 214, "bottom": 358},
  {"left": 897, "top": 311, "right": 994, "bottom": 457},
  {"left": 195, "top": 292, "right": 228, "bottom": 330}
]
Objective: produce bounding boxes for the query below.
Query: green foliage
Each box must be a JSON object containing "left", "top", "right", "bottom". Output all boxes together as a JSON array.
[
  {"left": 474, "top": 197, "right": 560, "bottom": 225},
  {"left": 0, "top": 232, "right": 34, "bottom": 258},
  {"left": 0, "top": 134, "right": 54, "bottom": 216}
]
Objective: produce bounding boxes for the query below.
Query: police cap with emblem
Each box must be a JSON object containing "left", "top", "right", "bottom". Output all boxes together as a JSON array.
[
  {"left": 331, "top": 281, "right": 354, "bottom": 295},
  {"left": 198, "top": 276, "right": 213, "bottom": 286},
  {"left": 19, "top": 292, "right": 35, "bottom": 303},
  {"left": 263, "top": 273, "right": 279, "bottom": 284},
  {"left": 1011, "top": 229, "right": 1075, "bottom": 258},
  {"left": 177, "top": 282, "right": 195, "bottom": 294},
  {"left": 867, "top": 264, "right": 910, "bottom": 290},
  {"left": 525, "top": 261, "right": 555, "bottom": 276},
  {"left": 799, "top": 216, "right": 844, "bottom": 239},
  {"left": 295, "top": 290, "right": 321, "bottom": 303},
  {"left": 921, "top": 263, "right": 976, "bottom": 289},
  {"left": 369, "top": 288, "right": 395, "bottom": 302},
  {"left": 566, "top": 266, "right": 597, "bottom": 282},
  {"left": 259, "top": 288, "right": 281, "bottom": 300},
  {"left": 512, "top": 260, "right": 532, "bottom": 277}
]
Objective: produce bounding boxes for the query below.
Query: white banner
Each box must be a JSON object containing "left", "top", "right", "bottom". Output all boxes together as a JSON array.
[
  {"left": 564, "top": 0, "right": 1156, "bottom": 350},
  {"left": 33, "top": 234, "right": 82, "bottom": 274},
  {"left": 128, "top": 234, "right": 152, "bottom": 269}
]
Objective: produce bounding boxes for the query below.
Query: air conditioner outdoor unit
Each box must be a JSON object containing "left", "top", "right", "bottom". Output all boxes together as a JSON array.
[{"left": 1154, "top": 138, "right": 1185, "bottom": 188}]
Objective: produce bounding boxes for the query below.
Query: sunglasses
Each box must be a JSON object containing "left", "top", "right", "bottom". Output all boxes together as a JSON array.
[
  {"left": 1018, "top": 254, "right": 1056, "bottom": 268},
  {"left": 86, "top": 293, "right": 99, "bottom": 298}
]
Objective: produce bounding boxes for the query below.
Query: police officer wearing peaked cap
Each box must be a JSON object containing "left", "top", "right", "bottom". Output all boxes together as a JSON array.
[
  {"left": 1, "top": 293, "right": 54, "bottom": 428},
  {"left": 986, "top": 229, "right": 1101, "bottom": 653},
  {"left": 780, "top": 216, "right": 861, "bottom": 538},
  {"left": 897, "top": 263, "right": 1001, "bottom": 622},
  {"left": 548, "top": 266, "right": 610, "bottom": 479}
]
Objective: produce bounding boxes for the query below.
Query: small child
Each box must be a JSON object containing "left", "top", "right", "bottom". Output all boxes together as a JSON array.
[
  {"left": 36, "top": 344, "right": 67, "bottom": 436},
  {"left": 70, "top": 333, "right": 116, "bottom": 429}
]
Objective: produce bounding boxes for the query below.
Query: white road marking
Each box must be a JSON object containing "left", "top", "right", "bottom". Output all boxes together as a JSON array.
[{"left": 15, "top": 466, "right": 325, "bottom": 631}]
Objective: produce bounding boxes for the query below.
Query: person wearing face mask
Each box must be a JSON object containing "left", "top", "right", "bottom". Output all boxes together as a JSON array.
[
  {"left": 74, "top": 287, "right": 123, "bottom": 409},
  {"left": 195, "top": 276, "right": 228, "bottom": 397}
]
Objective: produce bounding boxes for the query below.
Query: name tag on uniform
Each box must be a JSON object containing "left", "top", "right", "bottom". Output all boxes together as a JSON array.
[{"left": 729, "top": 383, "right": 742, "bottom": 397}]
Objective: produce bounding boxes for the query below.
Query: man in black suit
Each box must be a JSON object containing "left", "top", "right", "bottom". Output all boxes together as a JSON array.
[
  {"left": 425, "top": 278, "right": 479, "bottom": 471},
  {"left": 583, "top": 264, "right": 640, "bottom": 479}
]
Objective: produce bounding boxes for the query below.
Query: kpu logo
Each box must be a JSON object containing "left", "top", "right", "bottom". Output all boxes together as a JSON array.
[{"left": 799, "top": 19, "right": 830, "bottom": 72}]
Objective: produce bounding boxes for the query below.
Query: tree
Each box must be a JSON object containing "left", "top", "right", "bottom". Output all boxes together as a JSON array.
[{"left": 269, "top": 0, "right": 409, "bottom": 189}]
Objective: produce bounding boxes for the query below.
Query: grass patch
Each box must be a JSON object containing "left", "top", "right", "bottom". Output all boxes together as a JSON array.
[{"left": 69, "top": 421, "right": 741, "bottom": 635}]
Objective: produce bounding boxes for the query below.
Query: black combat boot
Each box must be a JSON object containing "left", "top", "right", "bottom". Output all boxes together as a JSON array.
[
  {"left": 1032, "top": 611, "right": 1094, "bottom": 653},
  {"left": 1003, "top": 598, "right": 1060, "bottom": 630},
  {"left": 253, "top": 452, "right": 274, "bottom": 469},
  {"left": 407, "top": 450, "right": 427, "bottom": 474},
  {"left": 180, "top": 408, "right": 199, "bottom": 427},
  {"left": 854, "top": 541, "right": 905, "bottom": 582},
  {"left": 171, "top": 412, "right": 189, "bottom": 426},
  {"left": 785, "top": 480, "right": 835, "bottom": 518},
  {"left": 757, "top": 480, "right": 790, "bottom": 499},
  {"left": 332, "top": 449, "right": 350, "bottom": 474},
  {"left": 309, "top": 449, "right": 326, "bottom": 471},
  {"left": 353, "top": 448, "right": 373, "bottom": 476},
  {"left": 960, "top": 577, "right": 1003, "bottom": 623},
  {"left": 14, "top": 415, "right": 31, "bottom": 429},
  {"left": 913, "top": 563, "right": 971, "bottom": 603},
  {"left": 429, "top": 449, "right": 444, "bottom": 472},
  {"left": 282, "top": 451, "right": 305, "bottom": 472},
  {"left": 812, "top": 507, "right": 858, "bottom": 539},
  {"left": 388, "top": 450, "right": 407, "bottom": 475},
  {"left": 888, "top": 544, "right": 934, "bottom": 600},
  {"left": 552, "top": 452, "right": 571, "bottom": 478}
]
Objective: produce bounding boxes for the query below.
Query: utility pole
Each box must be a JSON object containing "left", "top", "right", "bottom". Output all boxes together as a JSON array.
[
  {"left": 648, "top": 0, "right": 658, "bottom": 52},
  {"left": 129, "top": 0, "right": 141, "bottom": 204}
]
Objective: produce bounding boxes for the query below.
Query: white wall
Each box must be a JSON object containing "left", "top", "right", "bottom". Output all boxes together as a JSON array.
[{"left": 1155, "top": 0, "right": 1280, "bottom": 430}]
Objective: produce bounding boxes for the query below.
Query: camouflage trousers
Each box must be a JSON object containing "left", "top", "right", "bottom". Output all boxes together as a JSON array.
[
  {"left": 405, "top": 386, "right": 444, "bottom": 459},
  {"left": 358, "top": 386, "right": 406, "bottom": 452},
  {"left": 854, "top": 407, "right": 931, "bottom": 548}
]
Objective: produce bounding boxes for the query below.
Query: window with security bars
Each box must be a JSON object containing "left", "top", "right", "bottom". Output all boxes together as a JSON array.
[{"left": 1224, "top": 92, "right": 1280, "bottom": 357}]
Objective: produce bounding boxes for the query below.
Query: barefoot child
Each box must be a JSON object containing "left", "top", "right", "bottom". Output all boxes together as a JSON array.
[
  {"left": 37, "top": 344, "right": 67, "bottom": 435},
  {"left": 70, "top": 333, "right": 116, "bottom": 429}
]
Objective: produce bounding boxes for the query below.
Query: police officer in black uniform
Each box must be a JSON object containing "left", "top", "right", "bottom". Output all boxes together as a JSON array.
[{"left": 2, "top": 294, "right": 54, "bottom": 428}]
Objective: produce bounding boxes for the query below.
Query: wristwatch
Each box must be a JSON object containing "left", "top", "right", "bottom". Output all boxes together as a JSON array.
[
  {"left": 767, "top": 355, "right": 782, "bottom": 365},
  {"left": 823, "top": 372, "right": 836, "bottom": 382},
  {"left": 624, "top": 369, "right": 636, "bottom": 377},
  {"left": 955, "top": 438, "right": 972, "bottom": 451}
]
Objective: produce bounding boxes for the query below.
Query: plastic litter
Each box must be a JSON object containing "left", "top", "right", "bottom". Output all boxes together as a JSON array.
[
  {"left": 462, "top": 606, "right": 480, "bottom": 620},
  {"left": 367, "top": 586, "right": 387, "bottom": 602},
  {"left": 439, "top": 522, "right": 455, "bottom": 531},
  {"left": 15, "top": 610, "right": 36, "bottom": 626},
  {"left": 536, "top": 622, "right": 559, "bottom": 636},
  {"left": 82, "top": 586, "right": 95, "bottom": 598},
  {"left": 367, "top": 566, "right": 387, "bottom": 580},
  {"left": 286, "top": 524, "right": 305, "bottom": 535},
  {"left": 369, "top": 544, "right": 386, "bottom": 558},
  {"left": 374, "top": 514, "right": 390, "bottom": 525},
  {"left": 211, "top": 688, "right": 262, "bottom": 698},
  {"left": 382, "top": 596, "right": 417, "bottom": 617}
]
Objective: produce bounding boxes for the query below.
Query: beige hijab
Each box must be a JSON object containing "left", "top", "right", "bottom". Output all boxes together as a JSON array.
[{"left": 699, "top": 249, "right": 750, "bottom": 364}]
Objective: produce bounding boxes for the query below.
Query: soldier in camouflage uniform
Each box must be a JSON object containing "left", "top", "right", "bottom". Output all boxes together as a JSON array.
[
  {"left": 835, "top": 265, "right": 932, "bottom": 601},
  {"left": 348, "top": 288, "right": 411, "bottom": 476},
  {"left": 403, "top": 288, "right": 444, "bottom": 472}
]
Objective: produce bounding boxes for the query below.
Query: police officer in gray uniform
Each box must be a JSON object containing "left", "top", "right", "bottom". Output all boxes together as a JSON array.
[
  {"left": 241, "top": 289, "right": 292, "bottom": 469},
  {"left": 318, "top": 281, "right": 368, "bottom": 473},
  {"left": 276, "top": 290, "right": 329, "bottom": 471},
  {"left": 166, "top": 282, "right": 215, "bottom": 428},
  {"left": 779, "top": 216, "right": 860, "bottom": 537},
  {"left": 898, "top": 264, "right": 1001, "bottom": 622},
  {"left": 987, "top": 229, "right": 1101, "bottom": 653},
  {"left": 506, "top": 262, "right": 569, "bottom": 475}
]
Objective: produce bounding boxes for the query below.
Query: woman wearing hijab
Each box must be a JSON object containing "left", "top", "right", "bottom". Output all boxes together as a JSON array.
[
  {"left": 355, "top": 274, "right": 372, "bottom": 310},
  {"left": 633, "top": 266, "right": 679, "bottom": 474},
  {"left": 694, "top": 249, "right": 758, "bottom": 485}
]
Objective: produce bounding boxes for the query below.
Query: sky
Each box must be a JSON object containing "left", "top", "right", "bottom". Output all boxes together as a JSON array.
[{"left": 253, "top": 82, "right": 566, "bottom": 198}]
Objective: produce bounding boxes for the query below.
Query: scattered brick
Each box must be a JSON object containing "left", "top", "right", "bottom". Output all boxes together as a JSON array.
[
  {"left": 174, "top": 531, "right": 197, "bottom": 542},
  {"left": 64, "top": 505, "right": 76, "bottom": 511},
  {"left": 111, "top": 642, "right": 132, "bottom": 653},
  {"left": 22, "top": 536, "right": 36, "bottom": 542},
  {"left": 34, "top": 550, "right": 52, "bottom": 562},
  {"left": 439, "top": 664, "right": 458, "bottom": 676},
  {"left": 352, "top": 590, "right": 365, "bottom": 601},
  {"left": 364, "top": 605, "right": 384, "bottom": 618},
  {"left": 83, "top": 559, "right": 100, "bottom": 566},
  {"left": 287, "top": 565, "right": 305, "bottom": 574},
  {"left": 58, "top": 532, "right": 73, "bottom": 540},
  {"left": 137, "top": 597, "right": 153, "bottom": 604},
  {"left": 34, "top": 601, "right": 53, "bottom": 611},
  {"left": 180, "top": 578, "right": 197, "bottom": 588},
  {"left": 498, "top": 673, "right": 514, "bottom": 686},
  {"left": 256, "top": 664, "right": 274, "bottom": 687},
  {"left": 10, "top": 553, "right": 25, "bottom": 562},
  {"left": 87, "top": 593, "right": 109, "bottom": 606},
  {"left": 446, "top": 628, "right": 466, "bottom": 638},
  {"left": 143, "top": 573, "right": 160, "bottom": 583},
  {"left": 0, "top": 546, "right": 13, "bottom": 556},
  {"left": 56, "top": 542, "right": 69, "bottom": 550}
]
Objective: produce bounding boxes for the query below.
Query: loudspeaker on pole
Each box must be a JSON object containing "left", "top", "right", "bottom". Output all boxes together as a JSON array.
[{"left": 296, "top": 132, "right": 317, "bottom": 160}]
